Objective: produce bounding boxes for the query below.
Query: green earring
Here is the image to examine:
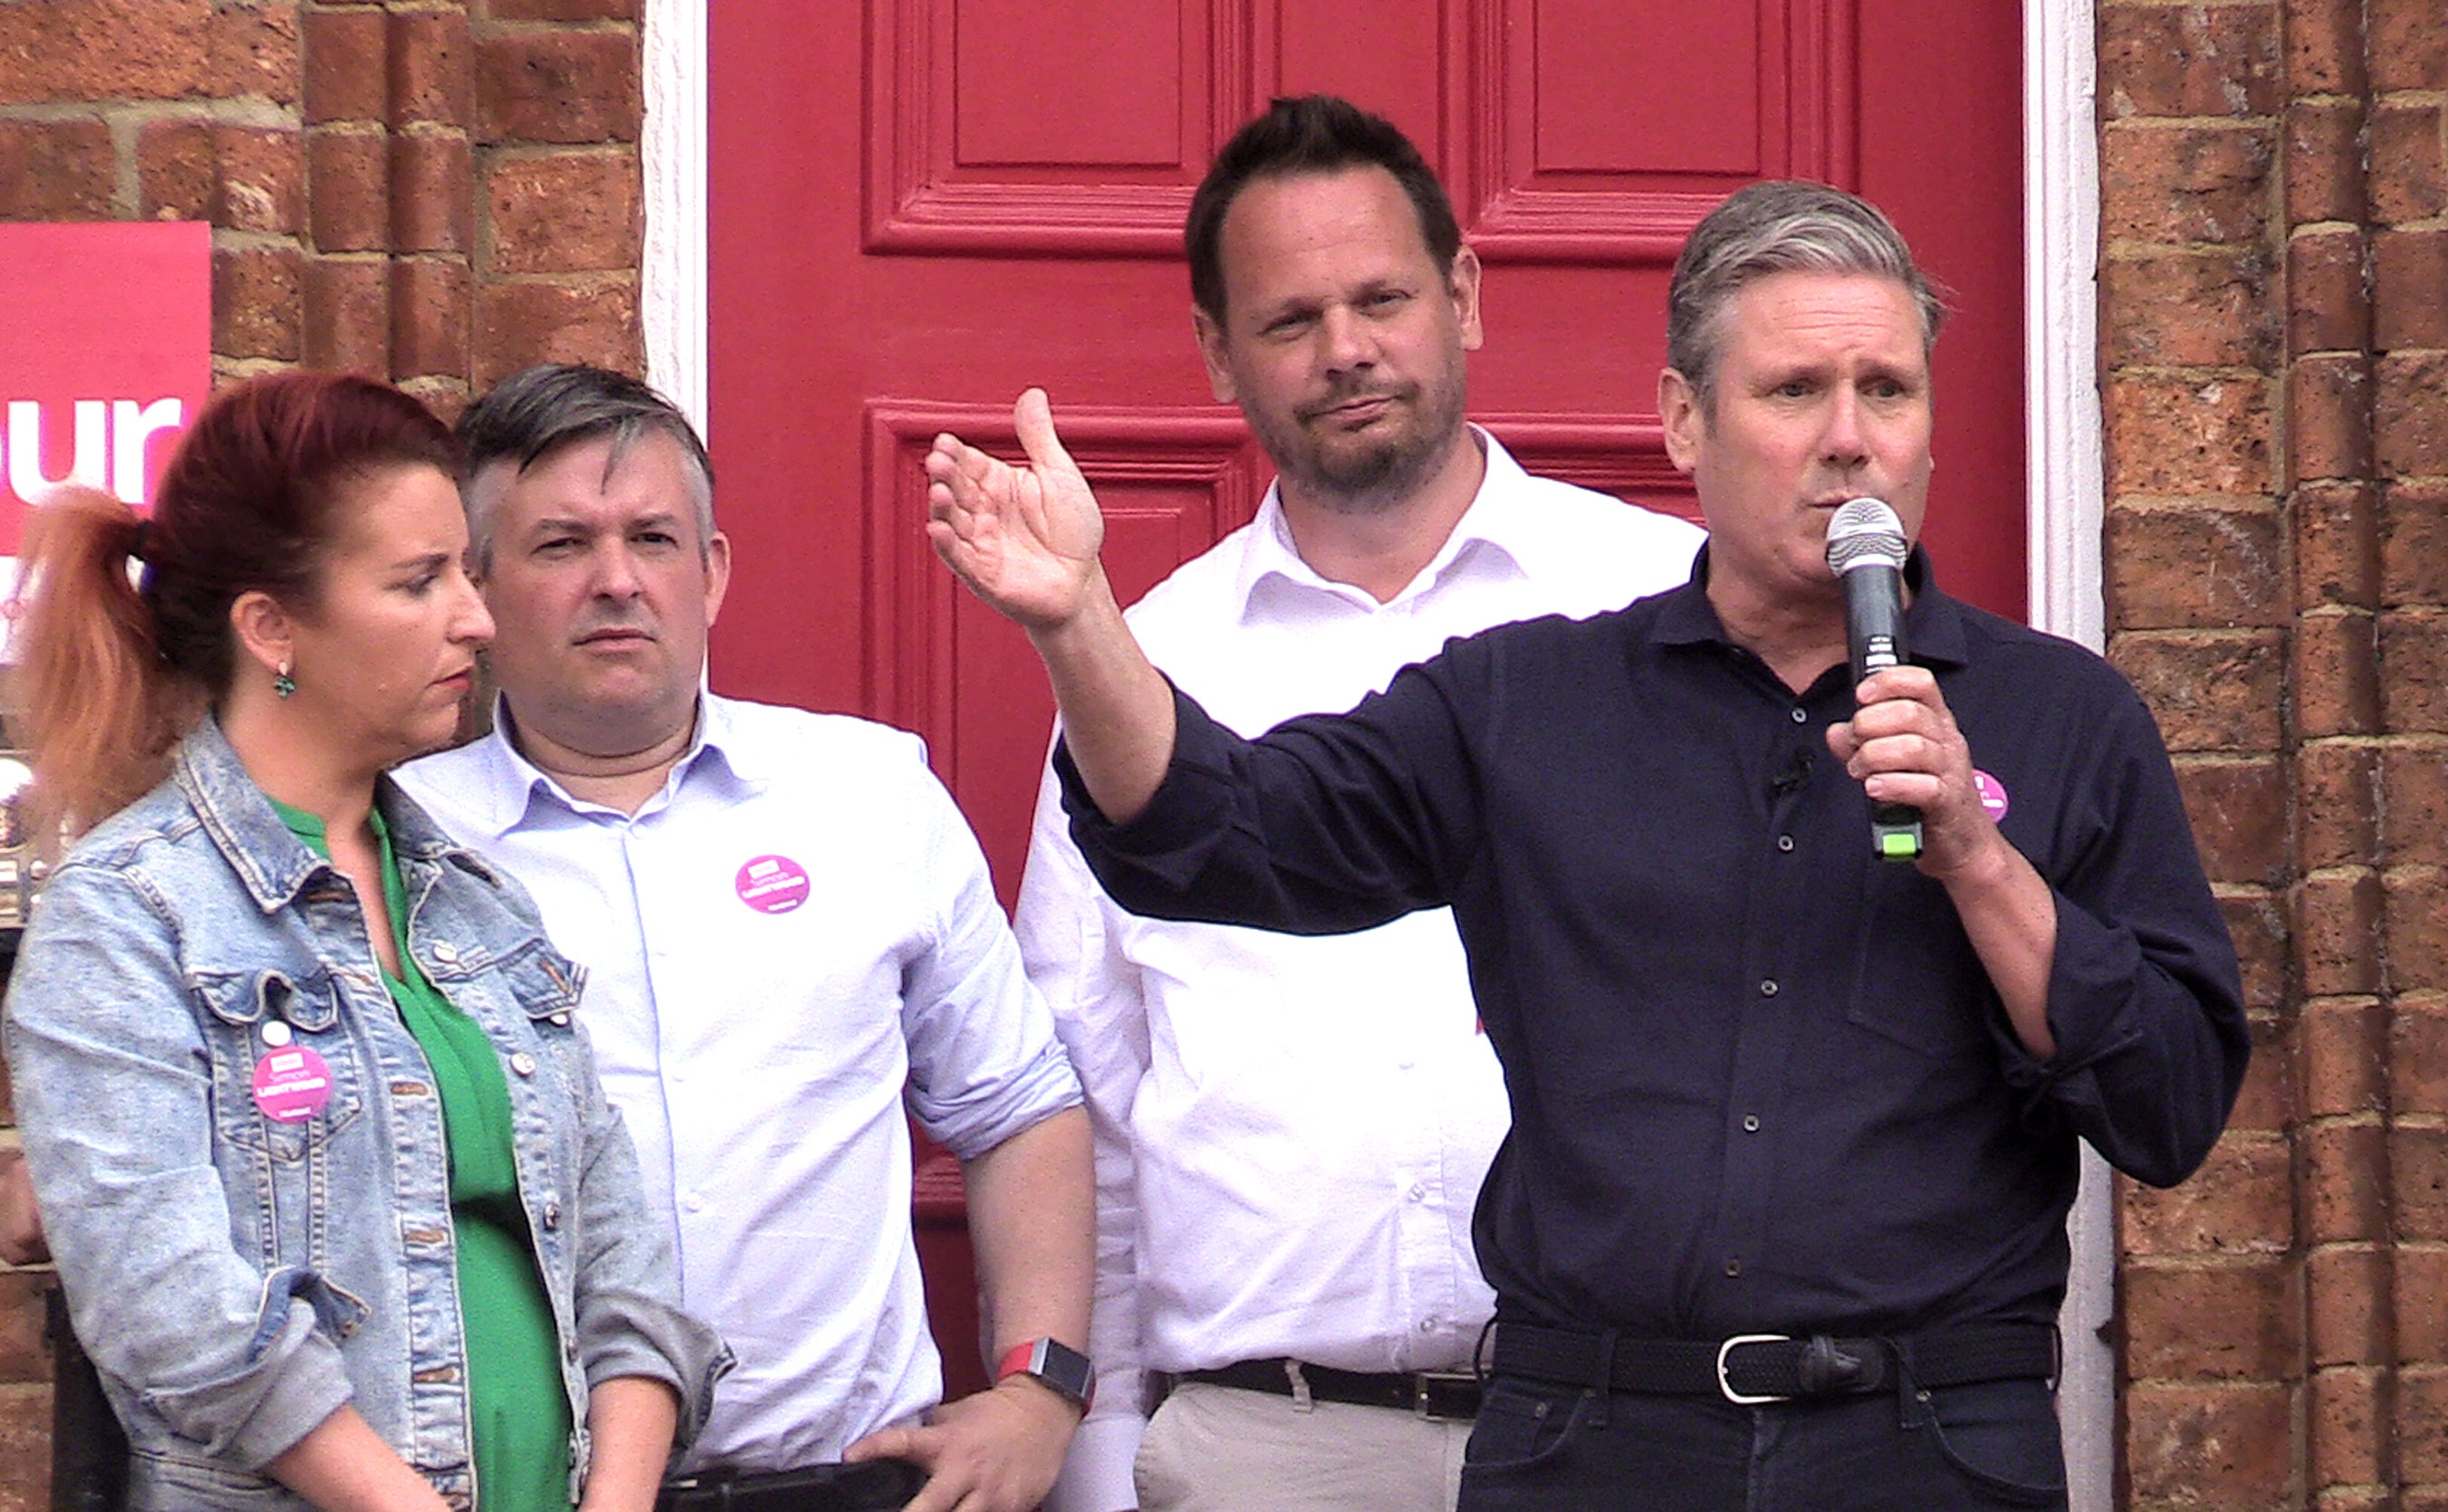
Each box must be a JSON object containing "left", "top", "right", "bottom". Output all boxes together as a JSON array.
[{"left": 274, "top": 661, "right": 296, "bottom": 700}]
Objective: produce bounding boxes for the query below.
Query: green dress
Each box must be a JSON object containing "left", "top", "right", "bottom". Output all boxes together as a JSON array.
[{"left": 274, "top": 799, "right": 575, "bottom": 1511}]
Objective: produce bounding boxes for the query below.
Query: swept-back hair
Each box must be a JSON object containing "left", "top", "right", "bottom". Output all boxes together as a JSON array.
[{"left": 456, "top": 364, "right": 715, "bottom": 569}]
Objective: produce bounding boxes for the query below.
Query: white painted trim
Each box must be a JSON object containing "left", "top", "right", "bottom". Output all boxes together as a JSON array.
[
  {"left": 2026, "top": 3, "right": 2114, "bottom": 1510},
  {"left": 642, "top": 0, "right": 710, "bottom": 445}
]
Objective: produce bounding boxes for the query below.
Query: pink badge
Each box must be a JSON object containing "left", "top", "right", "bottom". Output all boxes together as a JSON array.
[
  {"left": 1974, "top": 770, "right": 2010, "bottom": 823},
  {"left": 251, "top": 1046, "right": 333, "bottom": 1123},
  {"left": 734, "top": 854, "right": 811, "bottom": 915}
]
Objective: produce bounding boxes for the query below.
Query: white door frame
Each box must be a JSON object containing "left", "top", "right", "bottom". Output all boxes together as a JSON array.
[{"left": 640, "top": 4, "right": 2114, "bottom": 1503}]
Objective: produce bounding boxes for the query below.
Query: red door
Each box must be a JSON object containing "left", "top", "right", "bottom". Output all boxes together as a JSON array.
[{"left": 710, "top": 0, "right": 2025, "bottom": 1396}]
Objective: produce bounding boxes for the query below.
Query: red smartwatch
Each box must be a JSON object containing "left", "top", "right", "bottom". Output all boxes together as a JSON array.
[{"left": 997, "top": 1336, "right": 1097, "bottom": 1412}]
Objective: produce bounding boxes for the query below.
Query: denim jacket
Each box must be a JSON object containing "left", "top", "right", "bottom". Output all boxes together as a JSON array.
[{"left": 3, "top": 720, "right": 729, "bottom": 1511}]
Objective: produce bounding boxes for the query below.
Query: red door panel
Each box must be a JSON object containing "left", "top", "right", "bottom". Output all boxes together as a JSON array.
[{"left": 712, "top": 0, "right": 2023, "bottom": 1402}]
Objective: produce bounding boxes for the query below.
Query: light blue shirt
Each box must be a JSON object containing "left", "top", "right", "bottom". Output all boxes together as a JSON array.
[{"left": 398, "top": 692, "right": 1080, "bottom": 1473}]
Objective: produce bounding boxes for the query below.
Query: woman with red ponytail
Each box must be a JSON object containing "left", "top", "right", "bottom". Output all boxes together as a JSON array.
[{"left": 3, "top": 372, "right": 725, "bottom": 1512}]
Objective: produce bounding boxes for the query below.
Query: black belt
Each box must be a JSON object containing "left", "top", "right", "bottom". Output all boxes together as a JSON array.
[
  {"left": 1490, "top": 1322, "right": 2058, "bottom": 1404},
  {"left": 1174, "top": 1358, "right": 1483, "bottom": 1420},
  {"left": 656, "top": 1459, "right": 926, "bottom": 1512}
]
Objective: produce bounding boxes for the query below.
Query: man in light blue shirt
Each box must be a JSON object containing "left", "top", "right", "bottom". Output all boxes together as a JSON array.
[{"left": 396, "top": 364, "right": 1094, "bottom": 1512}]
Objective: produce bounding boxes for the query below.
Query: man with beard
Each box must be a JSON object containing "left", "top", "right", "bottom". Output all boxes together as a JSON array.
[{"left": 1015, "top": 96, "right": 1701, "bottom": 1512}]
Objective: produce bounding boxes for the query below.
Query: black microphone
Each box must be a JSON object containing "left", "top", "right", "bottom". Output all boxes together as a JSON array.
[{"left": 1825, "top": 498, "right": 1923, "bottom": 862}]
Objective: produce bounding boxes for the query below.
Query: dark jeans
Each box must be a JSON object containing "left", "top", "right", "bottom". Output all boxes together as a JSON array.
[{"left": 1458, "top": 1374, "right": 2067, "bottom": 1511}]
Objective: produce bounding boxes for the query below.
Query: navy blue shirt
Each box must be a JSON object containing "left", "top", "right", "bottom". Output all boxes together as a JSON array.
[{"left": 1058, "top": 557, "right": 2248, "bottom": 1341}]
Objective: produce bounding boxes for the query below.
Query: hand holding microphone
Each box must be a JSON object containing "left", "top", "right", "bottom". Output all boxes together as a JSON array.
[{"left": 1825, "top": 499, "right": 1923, "bottom": 863}]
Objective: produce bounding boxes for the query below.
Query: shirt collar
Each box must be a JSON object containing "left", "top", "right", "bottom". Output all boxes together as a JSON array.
[
  {"left": 1228, "top": 426, "right": 1542, "bottom": 621},
  {"left": 463, "top": 683, "right": 759, "bottom": 836},
  {"left": 1648, "top": 544, "right": 1971, "bottom": 668}
]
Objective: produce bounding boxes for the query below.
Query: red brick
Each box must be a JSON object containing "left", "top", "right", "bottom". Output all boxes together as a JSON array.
[
  {"left": 2371, "top": 0, "right": 2448, "bottom": 91},
  {"left": 2285, "top": 0, "right": 2366, "bottom": 98},
  {"left": 215, "top": 125, "right": 306, "bottom": 235},
  {"left": 2309, "top": 1121, "right": 2391, "bottom": 1243},
  {"left": 214, "top": 244, "right": 303, "bottom": 360},
  {"left": 2408, "top": 1368, "right": 2448, "bottom": 1486},
  {"left": 2312, "top": 1364, "right": 2390, "bottom": 1490},
  {"left": 2297, "top": 610, "right": 2381, "bottom": 737},
  {"left": 0, "top": 1383, "right": 47, "bottom": 1512},
  {"left": 2108, "top": 628, "right": 2286, "bottom": 751},
  {"left": 473, "top": 277, "right": 640, "bottom": 388},
  {"left": 2101, "top": 3, "right": 2281, "bottom": 120},
  {"left": 2386, "top": 740, "right": 2448, "bottom": 866},
  {"left": 2384, "top": 612, "right": 2448, "bottom": 734},
  {"left": 2289, "top": 101, "right": 2369, "bottom": 226},
  {"left": 391, "top": 130, "right": 474, "bottom": 253},
  {"left": 2176, "top": 755, "right": 2288, "bottom": 886},
  {"left": 0, "top": 119, "right": 115, "bottom": 218},
  {"left": 2376, "top": 230, "right": 2448, "bottom": 352},
  {"left": 2103, "top": 373, "right": 2273, "bottom": 498},
  {"left": 484, "top": 149, "right": 639, "bottom": 273},
  {"left": 2122, "top": 1134, "right": 2293, "bottom": 1256},
  {"left": 0, "top": 0, "right": 210, "bottom": 102},
  {"left": 2105, "top": 502, "right": 2286, "bottom": 629},
  {"left": 2297, "top": 869, "right": 2386, "bottom": 997},
  {"left": 302, "top": 5, "right": 386, "bottom": 123},
  {"left": 136, "top": 119, "right": 216, "bottom": 222},
  {"left": 2401, "top": 1242, "right": 2448, "bottom": 1362},
  {"left": 0, "top": 1275, "right": 46, "bottom": 1386},
  {"left": 389, "top": 7, "right": 472, "bottom": 127},
  {"left": 209, "top": 0, "right": 300, "bottom": 107},
  {"left": 2126, "top": 1257, "right": 2300, "bottom": 1380},
  {"left": 2231, "top": 1009, "right": 2295, "bottom": 1134},
  {"left": 2391, "top": 865, "right": 2448, "bottom": 993},
  {"left": 391, "top": 258, "right": 470, "bottom": 380},
  {"left": 2385, "top": 482, "right": 2448, "bottom": 608},
  {"left": 308, "top": 129, "right": 388, "bottom": 252},
  {"left": 2290, "top": 229, "right": 2369, "bottom": 357},
  {"left": 2227, "top": 890, "right": 2291, "bottom": 1015},
  {"left": 2298, "top": 480, "right": 2381, "bottom": 612},
  {"left": 2372, "top": 102, "right": 2447, "bottom": 226},
  {"left": 476, "top": 30, "right": 640, "bottom": 144},
  {"left": 2124, "top": 1379, "right": 2297, "bottom": 1506},
  {"left": 302, "top": 257, "right": 389, "bottom": 374},
  {"left": 2310, "top": 1243, "right": 2392, "bottom": 1365},
  {"left": 2102, "top": 122, "right": 2276, "bottom": 245},
  {"left": 2376, "top": 352, "right": 2448, "bottom": 480},
  {"left": 2291, "top": 353, "right": 2373, "bottom": 486},
  {"left": 2301, "top": 740, "right": 2382, "bottom": 869},
  {"left": 489, "top": 0, "right": 638, "bottom": 16},
  {"left": 2402, "top": 1121, "right": 2448, "bottom": 1242},
  {"left": 2395, "top": 992, "right": 2448, "bottom": 1115},
  {"left": 2104, "top": 245, "right": 2280, "bottom": 368},
  {"left": 2304, "top": 996, "right": 2389, "bottom": 1117}
]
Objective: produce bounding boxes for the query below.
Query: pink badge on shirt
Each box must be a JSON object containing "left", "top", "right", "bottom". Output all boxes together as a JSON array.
[
  {"left": 735, "top": 854, "right": 811, "bottom": 915},
  {"left": 1974, "top": 770, "right": 2010, "bottom": 823},
  {"left": 252, "top": 1046, "right": 333, "bottom": 1123}
]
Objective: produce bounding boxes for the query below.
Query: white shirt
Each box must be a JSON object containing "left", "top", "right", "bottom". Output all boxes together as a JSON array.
[
  {"left": 398, "top": 693, "right": 1082, "bottom": 1474},
  {"left": 1015, "top": 431, "right": 1704, "bottom": 1510}
]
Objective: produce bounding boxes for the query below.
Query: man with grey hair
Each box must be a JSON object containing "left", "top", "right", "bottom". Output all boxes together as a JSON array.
[
  {"left": 922, "top": 181, "right": 2249, "bottom": 1507},
  {"left": 397, "top": 363, "right": 1096, "bottom": 1512}
]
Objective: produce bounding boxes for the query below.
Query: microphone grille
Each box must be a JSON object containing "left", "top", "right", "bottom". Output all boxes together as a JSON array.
[{"left": 1825, "top": 497, "right": 1907, "bottom": 574}]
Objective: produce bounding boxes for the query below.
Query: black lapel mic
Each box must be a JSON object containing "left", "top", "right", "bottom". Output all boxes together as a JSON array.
[{"left": 1825, "top": 498, "right": 1923, "bottom": 862}]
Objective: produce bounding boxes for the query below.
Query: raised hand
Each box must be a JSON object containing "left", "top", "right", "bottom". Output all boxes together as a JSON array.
[{"left": 926, "top": 388, "right": 1106, "bottom": 634}]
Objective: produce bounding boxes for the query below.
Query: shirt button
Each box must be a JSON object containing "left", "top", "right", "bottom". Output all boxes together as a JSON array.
[
  {"left": 1742, "top": 1115, "right": 1762, "bottom": 1133},
  {"left": 1408, "top": 1183, "right": 1428, "bottom": 1202},
  {"left": 1418, "top": 1317, "right": 1439, "bottom": 1334},
  {"left": 431, "top": 942, "right": 458, "bottom": 963},
  {"left": 1790, "top": 707, "right": 1807, "bottom": 724},
  {"left": 1776, "top": 835, "right": 1795, "bottom": 853},
  {"left": 1724, "top": 1258, "right": 1743, "bottom": 1278},
  {"left": 510, "top": 1052, "right": 537, "bottom": 1077},
  {"left": 1759, "top": 979, "right": 1780, "bottom": 998}
]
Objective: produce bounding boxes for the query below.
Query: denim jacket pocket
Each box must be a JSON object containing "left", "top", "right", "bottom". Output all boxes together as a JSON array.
[{"left": 192, "top": 968, "right": 367, "bottom": 1161}]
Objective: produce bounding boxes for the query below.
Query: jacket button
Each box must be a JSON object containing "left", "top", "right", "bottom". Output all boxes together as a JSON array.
[
  {"left": 431, "top": 942, "right": 459, "bottom": 963},
  {"left": 542, "top": 1201, "right": 562, "bottom": 1230},
  {"left": 550, "top": 1011, "right": 571, "bottom": 1027},
  {"left": 510, "top": 1052, "right": 537, "bottom": 1077}
]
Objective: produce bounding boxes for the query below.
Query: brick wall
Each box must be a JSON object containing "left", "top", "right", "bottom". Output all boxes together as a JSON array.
[
  {"left": 2101, "top": 0, "right": 2448, "bottom": 1507},
  {"left": 0, "top": 2, "right": 643, "bottom": 1506}
]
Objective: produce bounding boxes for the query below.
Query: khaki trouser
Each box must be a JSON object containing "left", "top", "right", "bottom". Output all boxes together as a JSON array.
[{"left": 1136, "top": 1380, "right": 1472, "bottom": 1512}]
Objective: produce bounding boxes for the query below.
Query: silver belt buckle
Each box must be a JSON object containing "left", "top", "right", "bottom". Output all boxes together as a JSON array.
[
  {"left": 1715, "top": 1333, "right": 1793, "bottom": 1405},
  {"left": 1416, "top": 1370, "right": 1477, "bottom": 1421}
]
